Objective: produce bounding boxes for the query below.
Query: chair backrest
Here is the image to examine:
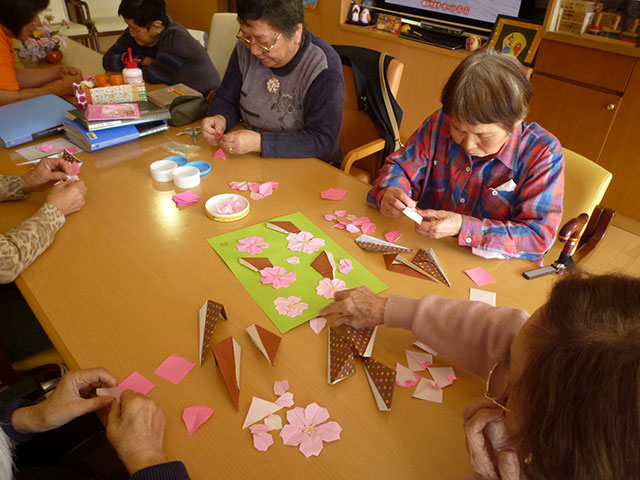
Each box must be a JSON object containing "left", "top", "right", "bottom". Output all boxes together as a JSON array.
[
  {"left": 207, "top": 13, "right": 238, "bottom": 78},
  {"left": 187, "top": 29, "right": 208, "bottom": 48},
  {"left": 561, "top": 148, "right": 612, "bottom": 227},
  {"left": 82, "top": 0, "right": 121, "bottom": 19},
  {"left": 43, "top": 0, "right": 71, "bottom": 22},
  {"left": 339, "top": 58, "right": 403, "bottom": 161}
]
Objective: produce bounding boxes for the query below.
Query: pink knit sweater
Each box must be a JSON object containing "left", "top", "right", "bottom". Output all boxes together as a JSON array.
[{"left": 384, "top": 295, "right": 529, "bottom": 378}]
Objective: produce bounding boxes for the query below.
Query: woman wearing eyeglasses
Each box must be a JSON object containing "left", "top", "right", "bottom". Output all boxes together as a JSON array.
[
  {"left": 320, "top": 273, "right": 640, "bottom": 479},
  {"left": 202, "top": 0, "right": 344, "bottom": 165}
]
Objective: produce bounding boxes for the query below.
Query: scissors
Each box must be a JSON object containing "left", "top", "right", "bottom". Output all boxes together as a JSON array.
[{"left": 177, "top": 127, "right": 202, "bottom": 145}]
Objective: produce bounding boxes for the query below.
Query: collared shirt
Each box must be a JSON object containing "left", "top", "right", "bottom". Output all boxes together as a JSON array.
[
  {"left": 0, "top": 27, "right": 19, "bottom": 91},
  {"left": 368, "top": 109, "right": 564, "bottom": 264}
]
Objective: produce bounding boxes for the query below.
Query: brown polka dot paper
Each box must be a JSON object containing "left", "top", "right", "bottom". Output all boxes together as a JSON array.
[
  {"left": 411, "top": 248, "right": 451, "bottom": 287},
  {"left": 199, "top": 300, "right": 228, "bottom": 366},
  {"left": 363, "top": 357, "right": 396, "bottom": 411},
  {"left": 328, "top": 327, "right": 356, "bottom": 384}
]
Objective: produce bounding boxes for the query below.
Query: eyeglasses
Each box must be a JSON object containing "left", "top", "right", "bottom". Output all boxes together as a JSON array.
[
  {"left": 236, "top": 30, "right": 282, "bottom": 53},
  {"left": 485, "top": 359, "right": 513, "bottom": 413}
]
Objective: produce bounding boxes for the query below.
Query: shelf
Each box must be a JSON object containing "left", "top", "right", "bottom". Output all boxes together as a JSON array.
[{"left": 543, "top": 31, "right": 640, "bottom": 58}]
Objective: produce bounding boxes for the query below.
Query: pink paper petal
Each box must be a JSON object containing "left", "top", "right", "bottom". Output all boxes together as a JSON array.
[
  {"left": 250, "top": 192, "right": 265, "bottom": 201},
  {"left": 384, "top": 230, "right": 403, "bottom": 243},
  {"left": 464, "top": 267, "right": 497, "bottom": 287},
  {"left": 314, "top": 421, "right": 342, "bottom": 442},
  {"left": 280, "top": 423, "right": 305, "bottom": 446},
  {"left": 332, "top": 223, "right": 345, "bottom": 230},
  {"left": 320, "top": 187, "right": 347, "bottom": 201},
  {"left": 182, "top": 405, "right": 214, "bottom": 436},
  {"left": 346, "top": 214, "right": 357, "bottom": 221},
  {"left": 252, "top": 432, "right": 274, "bottom": 451},
  {"left": 345, "top": 224, "right": 360, "bottom": 233},
  {"left": 309, "top": 316, "right": 327, "bottom": 335},
  {"left": 299, "top": 434, "right": 324, "bottom": 457},
  {"left": 338, "top": 219, "right": 351, "bottom": 226},
  {"left": 248, "top": 182, "right": 261, "bottom": 193},
  {"left": 250, "top": 423, "right": 271, "bottom": 434},
  {"left": 286, "top": 256, "right": 300, "bottom": 264},
  {"left": 275, "top": 392, "right": 294, "bottom": 408},
  {"left": 119, "top": 371, "right": 155, "bottom": 395},
  {"left": 351, "top": 216, "right": 370, "bottom": 226},
  {"left": 334, "top": 210, "right": 347, "bottom": 218},
  {"left": 273, "top": 380, "right": 289, "bottom": 396},
  {"left": 361, "top": 222, "right": 376, "bottom": 234},
  {"left": 323, "top": 214, "right": 336, "bottom": 222},
  {"left": 154, "top": 354, "right": 196, "bottom": 385},
  {"left": 37, "top": 144, "right": 56, "bottom": 153},
  {"left": 258, "top": 182, "right": 273, "bottom": 196},
  {"left": 338, "top": 259, "right": 352, "bottom": 275},
  {"left": 264, "top": 181, "right": 279, "bottom": 189},
  {"left": 71, "top": 162, "right": 81, "bottom": 176},
  {"left": 214, "top": 149, "right": 226, "bottom": 160}
]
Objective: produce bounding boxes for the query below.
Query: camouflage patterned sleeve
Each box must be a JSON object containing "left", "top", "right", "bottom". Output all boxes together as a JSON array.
[{"left": 0, "top": 203, "right": 66, "bottom": 284}]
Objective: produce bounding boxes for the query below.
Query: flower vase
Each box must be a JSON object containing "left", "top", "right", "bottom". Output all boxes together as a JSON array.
[
  {"left": 46, "top": 50, "right": 63, "bottom": 64},
  {"left": 20, "top": 55, "right": 44, "bottom": 67}
]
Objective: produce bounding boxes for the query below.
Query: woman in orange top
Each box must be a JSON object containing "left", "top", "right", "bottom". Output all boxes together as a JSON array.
[{"left": 0, "top": 0, "right": 82, "bottom": 106}]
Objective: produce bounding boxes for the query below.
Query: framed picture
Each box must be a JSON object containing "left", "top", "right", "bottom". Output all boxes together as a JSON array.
[{"left": 488, "top": 16, "right": 544, "bottom": 67}]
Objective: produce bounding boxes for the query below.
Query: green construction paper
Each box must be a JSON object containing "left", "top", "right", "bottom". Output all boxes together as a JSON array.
[{"left": 207, "top": 212, "right": 387, "bottom": 333}]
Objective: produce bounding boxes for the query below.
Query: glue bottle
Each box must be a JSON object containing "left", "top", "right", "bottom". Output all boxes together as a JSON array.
[{"left": 121, "top": 48, "right": 143, "bottom": 84}]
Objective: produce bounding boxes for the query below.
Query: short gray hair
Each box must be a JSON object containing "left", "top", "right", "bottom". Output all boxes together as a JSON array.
[{"left": 441, "top": 50, "right": 532, "bottom": 131}]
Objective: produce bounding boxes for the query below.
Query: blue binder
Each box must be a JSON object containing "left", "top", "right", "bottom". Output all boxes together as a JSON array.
[
  {"left": 63, "top": 117, "right": 168, "bottom": 152},
  {"left": 0, "top": 95, "right": 75, "bottom": 148}
]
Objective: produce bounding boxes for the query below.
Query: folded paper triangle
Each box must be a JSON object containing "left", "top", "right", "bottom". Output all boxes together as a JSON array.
[
  {"left": 413, "top": 377, "right": 443, "bottom": 403},
  {"left": 239, "top": 257, "right": 273, "bottom": 272},
  {"left": 395, "top": 363, "right": 420, "bottom": 388},
  {"left": 246, "top": 324, "right": 281, "bottom": 365},
  {"left": 212, "top": 336, "right": 241, "bottom": 410},
  {"left": 328, "top": 327, "right": 356, "bottom": 385},
  {"left": 362, "top": 357, "right": 396, "bottom": 411},
  {"left": 412, "top": 248, "right": 451, "bottom": 287},
  {"left": 342, "top": 326, "right": 377, "bottom": 357},
  {"left": 311, "top": 250, "right": 335, "bottom": 279},
  {"left": 354, "top": 234, "right": 413, "bottom": 254},
  {"left": 266, "top": 221, "right": 301, "bottom": 234},
  {"left": 242, "top": 397, "right": 283, "bottom": 429},
  {"left": 383, "top": 253, "right": 435, "bottom": 281},
  {"left": 198, "top": 300, "right": 227, "bottom": 366},
  {"left": 406, "top": 350, "right": 433, "bottom": 371}
]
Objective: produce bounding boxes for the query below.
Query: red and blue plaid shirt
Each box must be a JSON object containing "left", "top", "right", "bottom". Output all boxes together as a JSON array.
[{"left": 368, "top": 110, "right": 564, "bottom": 264}]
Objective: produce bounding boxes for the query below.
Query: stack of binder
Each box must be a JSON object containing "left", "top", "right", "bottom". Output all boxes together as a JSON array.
[{"left": 63, "top": 101, "right": 171, "bottom": 152}]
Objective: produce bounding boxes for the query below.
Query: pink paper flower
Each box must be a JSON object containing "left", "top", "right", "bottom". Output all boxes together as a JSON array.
[
  {"left": 280, "top": 402, "right": 341, "bottom": 458},
  {"left": 274, "top": 296, "right": 309, "bottom": 318},
  {"left": 260, "top": 266, "right": 297, "bottom": 289},
  {"left": 315, "top": 278, "right": 347, "bottom": 299},
  {"left": 286, "top": 231, "right": 325, "bottom": 254},
  {"left": 338, "top": 259, "right": 352, "bottom": 275},
  {"left": 237, "top": 236, "right": 269, "bottom": 255}
]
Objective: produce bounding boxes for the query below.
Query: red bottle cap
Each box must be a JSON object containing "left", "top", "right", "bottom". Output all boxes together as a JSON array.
[{"left": 121, "top": 47, "right": 141, "bottom": 68}]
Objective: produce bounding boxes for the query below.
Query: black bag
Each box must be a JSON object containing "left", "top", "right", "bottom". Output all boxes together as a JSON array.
[{"left": 168, "top": 95, "right": 209, "bottom": 127}]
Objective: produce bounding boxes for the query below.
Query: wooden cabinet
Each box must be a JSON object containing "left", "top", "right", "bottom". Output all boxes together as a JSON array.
[{"left": 526, "top": 38, "right": 640, "bottom": 219}]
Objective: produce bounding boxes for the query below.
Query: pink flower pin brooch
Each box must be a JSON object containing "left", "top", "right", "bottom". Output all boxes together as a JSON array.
[{"left": 266, "top": 77, "right": 280, "bottom": 94}]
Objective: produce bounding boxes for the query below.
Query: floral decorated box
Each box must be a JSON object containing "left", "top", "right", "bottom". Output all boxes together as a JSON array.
[
  {"left": 74, "top": 83, "right": 147, "bottom": 106},
  {"left": 208, "top": 211, "right": 387, "bottom": 333}
]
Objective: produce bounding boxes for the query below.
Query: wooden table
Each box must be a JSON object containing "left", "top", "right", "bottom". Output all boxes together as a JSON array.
[{"left": 1, "top": 39, "right": 621, "bottom": 480}]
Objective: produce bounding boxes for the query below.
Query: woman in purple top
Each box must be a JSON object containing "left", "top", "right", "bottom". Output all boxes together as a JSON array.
[{"left": 201, "top": 0, "right": 344, "bottom": 166}]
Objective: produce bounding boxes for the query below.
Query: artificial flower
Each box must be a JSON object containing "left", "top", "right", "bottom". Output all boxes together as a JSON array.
[
  {"left": 259, "top": 266, "right": 296, "bottom": 289},
  {"left": 315, "top": 278, "right": 347, "bottom": 299},
  {"left": 237, "top": 236, "right": 269, "bottom": 255},
  {"left": 279, "top": 402, "right": 341, "bottom": 458},
  {"left": 286, "top": 231, "right": 325, "bottom": 254},
  {"left": 274, "top": 296, "right": 309, "bottom": 318}
]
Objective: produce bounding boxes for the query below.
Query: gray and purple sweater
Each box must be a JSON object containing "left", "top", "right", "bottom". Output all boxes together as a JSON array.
[{"left": 209, "top": 29, "right": 344, "bottom": 165}]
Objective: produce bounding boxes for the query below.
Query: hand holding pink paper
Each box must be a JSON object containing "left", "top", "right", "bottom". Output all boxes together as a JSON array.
[{"left": 119, "top": 372, "right": 155, "bottom": 395}]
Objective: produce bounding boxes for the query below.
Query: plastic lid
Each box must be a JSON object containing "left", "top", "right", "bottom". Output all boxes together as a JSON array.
[
  {"left": 121, "top": 47, "right": 141, "bottom": 69},
  {"left": 185, "top": 161, "right": 211, "bottom": 176}
]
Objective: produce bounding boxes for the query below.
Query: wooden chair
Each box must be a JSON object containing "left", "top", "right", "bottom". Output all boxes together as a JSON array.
[
  {"left": 207, "top": 12, "right": 238, "bottom": 79},
  {"left": 339, "top": 56, "right": 403, "bottom": 184},
  {"left": 43, "top": 0, "right": 95, "bottom": 50},
  {"left": 65, "top": 0, "right": 125, "bottom": 52},
  {"left": 558, "top": 148, "right": 614, "bottom": 262}
]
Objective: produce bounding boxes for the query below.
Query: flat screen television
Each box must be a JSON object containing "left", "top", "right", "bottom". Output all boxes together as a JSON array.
[{"left": 376, "top": 0, "right": 542, "bottom": 35}]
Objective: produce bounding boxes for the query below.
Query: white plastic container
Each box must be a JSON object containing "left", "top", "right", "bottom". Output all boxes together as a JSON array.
[
  {"left": 150, "top": 159, "right": 178, "bottom": 182},
  {"left": 172, "top": 166, "right": 201, "bottom": 188}
]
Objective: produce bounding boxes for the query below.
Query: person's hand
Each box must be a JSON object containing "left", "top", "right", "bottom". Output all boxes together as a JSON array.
[
  {"left": 107, "top": 390, "right": 168, "bottom": 475},
  {"left": 141, "top": 56, "right": 153, "bottom": 66},
  {"left": 53, "top": 74, "right": 83, "bottom": 96},
  {"left": 319, "top": 286, "right": 387, "bottom": 329},
  {"left": 220, "top": 129, "right": 261, "bottom": 155},
  {"left": 56, "top": 64, "right": 82, "bottom": 78},
  {"left": 21, "top": 157, "right": 73, "bottom": 192},
  {"left": 380, "top": 187, "right": 416, "bottom": 218},
  {"left": 463, "top": 397, "right": 521, "bottom": 480},
  {"left": 415, "top": 209, "right": 463, "bottom": 238},
  {"left": 12, "top": 368, "right": 117, "bottom": 434},
  {"left": 46, "top": 179, "right": 87, "bottom": 216},
  {"left": 201, "top": 115, "right": 227, "bottom": 145}
]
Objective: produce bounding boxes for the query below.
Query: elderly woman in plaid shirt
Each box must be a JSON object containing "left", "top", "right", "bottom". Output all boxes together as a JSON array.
[{"left": 368, "top": 50, "right": 564, "bottom": 265}]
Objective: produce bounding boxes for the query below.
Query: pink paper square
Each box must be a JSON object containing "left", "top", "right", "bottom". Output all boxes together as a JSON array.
[
  {"left": 464, "top": 267, "right": 496, "bottom": 287},
  {"left": 182, "top": 405, "right": 214, "bottom": 436},
  {"left": 154, "top": 354, "right": 196, "bottom": 385},
  {"left": 320, "top": 188, "right": 347, "bottom": 201},
  {"left": 119, "top": 371, "right": 155, "bottom": 395},
  {"left": 361, "top": 222, "right": 376, "bottom": 234},
  {"left": 384, "top": 230, "right": 403, "bottom": 243}
]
